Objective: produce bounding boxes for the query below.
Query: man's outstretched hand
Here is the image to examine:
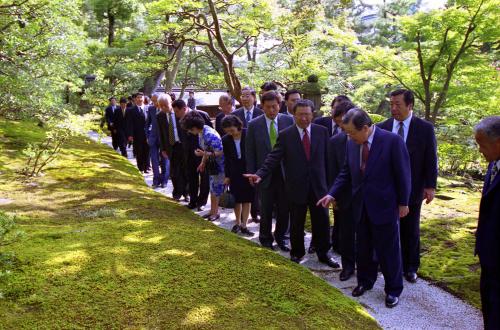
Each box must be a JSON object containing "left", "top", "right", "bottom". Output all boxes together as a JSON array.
[
  {"left": 317, "top": 195, "right": 336, "bottom": 208},
  {"left": 243, "top": 174, "right": 261, "bottom": 186}
]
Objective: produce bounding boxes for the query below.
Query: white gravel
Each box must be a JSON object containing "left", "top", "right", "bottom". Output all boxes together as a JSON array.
[{"left": 90, "top": 132, "right": 484, "bottom": 330}]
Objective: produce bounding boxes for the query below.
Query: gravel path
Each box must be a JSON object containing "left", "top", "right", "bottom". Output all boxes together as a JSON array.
[{"left": 90, "top": 132, "right": 483, "bottom": 329}]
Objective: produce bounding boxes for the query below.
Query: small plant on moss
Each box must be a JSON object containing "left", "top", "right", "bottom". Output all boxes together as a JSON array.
[{"left": 0, "top": 212, "right": 25, "bottom": 298}]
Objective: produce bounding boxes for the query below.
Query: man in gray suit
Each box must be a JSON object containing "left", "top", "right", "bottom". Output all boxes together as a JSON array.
[
  {"left": 246, "top": 91, "right": 294, "bottom": 251},
  {"left": 233, "top": 86, "right": 263, "bottom": 128}
]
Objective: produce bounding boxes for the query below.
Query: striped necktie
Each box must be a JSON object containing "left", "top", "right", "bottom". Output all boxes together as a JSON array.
[{"left": 491, "top": 162, "right": 499, "bottom": 185}]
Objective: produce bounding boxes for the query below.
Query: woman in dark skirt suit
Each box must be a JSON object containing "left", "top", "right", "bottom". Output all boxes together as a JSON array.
[{"left": 221, "top": 115, "right": 255, "bottom": 236}]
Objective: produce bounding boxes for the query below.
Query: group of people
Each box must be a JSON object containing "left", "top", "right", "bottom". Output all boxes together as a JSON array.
[{"left": 104, "top": 83, "right": 499, "bottom": 328}]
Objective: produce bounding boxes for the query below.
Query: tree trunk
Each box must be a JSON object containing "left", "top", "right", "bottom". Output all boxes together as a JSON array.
[
  {"left": 164, "top": 42, "right": 184, "bottom": 92},
  {"left": 107, "top": 12, "right": 115, "bottom": 47},
  {"left": 142, "top": 70, "right": 166, "bottom": 96}
]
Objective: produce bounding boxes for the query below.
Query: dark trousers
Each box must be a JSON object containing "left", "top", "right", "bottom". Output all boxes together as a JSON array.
[
  {"left": 335, "top": 206, "right": 356, "bottom": 271},
  {"left": 356, "top": 209, "right": 403, "bottom": 297},
  {"left": 251, "top": 190, "right": 261, "bottom": 219},
  {"left": 480, "top": 264, "right": 500, "bottom": 329},
  {"left": 111, "top": 129, "right": 119, "bottom": 150},
  {"left": 289, "top": 189, "right": 330, "bottom": 259},
  {"left": 188, "top": 156, "right": 209, "bottom": 207},
  {"left": 116, "top": 129, "right": 127, "bottom": 157},
  {"left": 133, "top": 139, "right": 150, "bottom": 172},
  {"left": 149, "top": 142, "right": 167, "bottom": 185},
  {"left": 171, "top": 143, "right": 188, "bottom": 198},
  {"left": 258, "top": 174, "right": 289, "bottom": 246},
  {"left": 400, "top": 203, "right": 422, "bottom": 273}
]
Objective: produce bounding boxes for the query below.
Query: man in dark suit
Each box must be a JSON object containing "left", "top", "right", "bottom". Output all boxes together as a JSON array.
[
  {"left": 314, "top": 95, "right": 351, "bottom": 138},
  {"left": 474, "top": 116, "right": 500, "bottom": 330},
  {"left": 112, "top": 97, "right": 128, "bottom": 157},
  {"left": 172, "top": 99, "right": 212, "bottom": 209},
  {"left": 318, "top": 108, "right": 411, "bottom": 308},
  {"left": 105, "top": 97, "right": 120, "bottom": 151},
  {"left": 378, "top": 89, "right": 438, "bottom": 283},
  {"left": 233, "top": 87, "right": 263, "bottom": 128},
  {"left": 245, "top": 91, "right": 294, "bottom": 251},
  {"left": 326, "top": 100, "right": 357, "bottom": 281},
  {"left": 126, "top": 92, "right": 150, "bottom": 173},
  {"left": 215, "top": 93, "right": 235, "bottom": 137},
  {"left": 282, "top": 89, "right": 301, "bottom": 117},
  {"left": 246, "top": 99, "right": 339, "bottom": 269},
  {"left": 146, "top": 94, "right": 168, "bottom": 188}
]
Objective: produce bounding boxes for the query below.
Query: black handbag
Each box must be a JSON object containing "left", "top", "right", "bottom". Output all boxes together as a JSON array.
[
  {"left": 219, "top": 185, "right": 236, "bottom": 209},
  {"left": 205, "top": 146, "right": 220, "bottom": 175}
]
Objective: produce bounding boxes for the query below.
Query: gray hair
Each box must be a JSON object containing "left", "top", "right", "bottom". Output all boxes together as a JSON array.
[
  {"left": 342, "top": 107, "right": 372, "bottom": 130},
  {"left": 152, "top": 92, "right": 163, "bottom": 99},
  {"left": 157, "top": 93, "right": 172, "bottom": 104},
  {"left": 474, "top": 116, "right": 500, "bottom": 140}
]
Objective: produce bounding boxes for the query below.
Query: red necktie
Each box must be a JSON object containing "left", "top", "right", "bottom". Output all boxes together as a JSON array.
[
  {"left": 360, "top": 141, "right": 369, "bottom": 175},
  {"left": 302, "top": 129, "right": 311, "bottom": 161}
]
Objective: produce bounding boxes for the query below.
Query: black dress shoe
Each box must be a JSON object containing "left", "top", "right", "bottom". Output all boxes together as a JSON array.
[
  {"left": 290, "top": 256, "right": 302, "bottom": 264},
  {"left": 252, "top": 217, "right": 260, "bottom": 224},
  {"left": 208, "top": 214, "right": 220, "bottom": 222},
  {"left": 231, "top": 225, "right": 240, "bottom": 233},
  {"left": 160, "top": 183, "right": 165, "bottom": 188},
  {"left": 352, "top": 285, "right": 371, "bottom": 297},
  {"left": 186, "top": 204, "right": 197, "bottom": 210},
  {"left": 385, "top": 294, "right": 399, "bottom": 308},
  {"left": 197, "top": 206, "right": 205, "bottom": 211},
  {"left": 318, "top": 257, "right": 340, "bottom": 269},
  {"left": 240, "top": 227, "right": 254, "bottom": 236},
  {"left": 308, "top": 245, "right": 316, "bottom": 254},
  {"left": 339, "top": 268, "right": 354, "bottom": 281},
  {"left": 261, "top": 243, "right": 275, "bottom": 250},
  {"left": 277, "top": 243, "right": 291, "bottom": 252},
  {"left": 405, "top": 271, "right": 418, "bottom": 283}
]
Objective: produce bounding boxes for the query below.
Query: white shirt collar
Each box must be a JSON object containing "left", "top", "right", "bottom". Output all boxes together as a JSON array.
[
  {"left": 296, "top": 124, "right": 311, "bottom": 137},
  {"left": 367, "top": 126, "right": 376, "bottom": 147},
  {"left": 244, "top": 106, "right": 254, "bottom": 113},
  {"left": 393, "top": 111, "right": 413, "bottom": 129}
]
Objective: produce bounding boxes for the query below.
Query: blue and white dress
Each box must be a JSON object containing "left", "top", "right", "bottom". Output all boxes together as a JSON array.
[{"left": 199, "top": 125, "right": 225, "bottom": 197}]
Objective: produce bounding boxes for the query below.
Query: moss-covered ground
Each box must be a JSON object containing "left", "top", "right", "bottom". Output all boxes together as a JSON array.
[{"left": 0, "top": 120, "right": 379, "bottom": 329}]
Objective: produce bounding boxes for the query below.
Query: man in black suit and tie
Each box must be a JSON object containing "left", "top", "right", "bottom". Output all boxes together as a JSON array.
[
  {"left": 172, "top": 99, "right": 212, "bottom": 209},
  {"left": 474, "top": 116, "right": 500, "bottom": 330},
  {"left": 245, "top": 91, "right": 294, "bottom": 251},
  {"left": 215, "top": 93, "right": 235, "bottom": 137},
  {"left": 326, "top": 100, "right": 357, "bottom": 281},
  {"left": 233, "top": 87, "right": 263, "bottom": 128},
  {"left": 126, "top": 92, "right": 150, "bottom": 173},
  {"left": 319, "top": 108, "right": 411, "bottom": 308},
  {"left": 282, "top": 89, "right": 301, "bottom": 117},
  {"left": 378, "top": 89, "right": 438, "bottom": 283},
  {"left": 314, "top": 95, "right": 351, "bottom": 138},
  {"left": 246, "top": 99, "right": 340, "bottom": 269},
  {"left": 105, "top": 97, "right": 120, "bottom": 151},
  {"left": 111, "top": 97, "right": 128, "bottom": 157}
]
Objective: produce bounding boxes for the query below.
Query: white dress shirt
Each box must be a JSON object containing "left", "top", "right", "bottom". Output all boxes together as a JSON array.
[
  {"left": 392, "top": 112, "right": 413, "bottom": 142},
  {"left": 296, "top": 124, "right": 311, "bottom": 139},
  {"left": 234, "top": 139, "right": 242, "bottom": 159}
]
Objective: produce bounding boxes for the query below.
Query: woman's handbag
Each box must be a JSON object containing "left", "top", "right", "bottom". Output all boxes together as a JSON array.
[
  {"left": 219, "top": 185, "right": 236, "bottom": 209},
  {"left": 205, "top": 147, "right": 220, "bottom": 175}
]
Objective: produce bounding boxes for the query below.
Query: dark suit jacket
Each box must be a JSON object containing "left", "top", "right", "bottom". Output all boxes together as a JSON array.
[
  {"left": 233, "top": 106, "right": 264, "bottom": 127},
  {"left": 112, "top": 106, "right": 127, "bottom": 133},
  {"left": 157, "top": 111, "right": 174, "bottom": 157},
  {"left": 329, "top": 127, "right": 411, "bottom": 225},
  {"left": 314, "top": 116, "right": 337, "bottom": 138},
  {"left": 105, "top": 105, "right": 117, "bottom": 130},
  {"left": 126, "top": 105, "right": 147, "bottom": 142},
  {"left": 146, "top": 105, "right": 161, "bottom": 146},
  {"left": 215, "top": 112, "right": 227, "bottom": 137},
  {"left": 245, "top": 113, "right": 294, "bottom": 188},
  {"left": 378, "top": 116, "right": 438, "bottom": 205},
  {"left": 327, "top": 132, "right": 351, "bottom": 209},
  {"left": 476, "top": 162, "right": 500, "bottom": 268},
  {"left": 256, "top": 124, "right": 330, "bottom": 204},
  {"left": 222, "top": 129, "right": 247, "bottom": 179}
]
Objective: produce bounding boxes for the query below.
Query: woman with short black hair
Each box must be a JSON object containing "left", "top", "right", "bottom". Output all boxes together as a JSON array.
[{"left": 221, "top": 115, "right": 254, "bottom": 236}]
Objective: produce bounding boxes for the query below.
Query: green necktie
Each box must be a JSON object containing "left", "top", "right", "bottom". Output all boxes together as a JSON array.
[{"left": 269, "top": 120, "right": 277, "bottom": 147}]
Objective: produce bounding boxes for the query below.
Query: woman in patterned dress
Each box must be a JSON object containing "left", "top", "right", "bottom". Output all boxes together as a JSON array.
[{"left": 181, "top": 111, "right": 225, "bottom": 221}]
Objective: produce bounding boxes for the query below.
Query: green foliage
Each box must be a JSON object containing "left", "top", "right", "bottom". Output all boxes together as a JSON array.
[{"left": 0, "top": 212, "right": 25, "bottom": 298}]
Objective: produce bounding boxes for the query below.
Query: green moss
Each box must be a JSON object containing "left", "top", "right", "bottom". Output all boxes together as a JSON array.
[{"left": 0, "top": 119, "right": 379, "bottom": 329}]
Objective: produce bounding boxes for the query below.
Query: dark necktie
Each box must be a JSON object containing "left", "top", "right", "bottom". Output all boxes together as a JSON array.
[
  {"left": 360, "top": 141, "right": 369, "bottom": 175},
  {"left": 332, "top": 124, "right": 338, "bottom": 136},
  {"left": 398, "top": 121, "right": 404, "bottom": 139},
  {"left": 491, "top": 162, "right": 499, "bottom": 185},
  {"left": 302, "top": 129, "right": 311, "bottom": 161},
  {"left": 245, "top": 111, "right": 252, "bottom": 124},
  {"left": 168, "top": 114, "right": 175, "bottom": 146}
]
